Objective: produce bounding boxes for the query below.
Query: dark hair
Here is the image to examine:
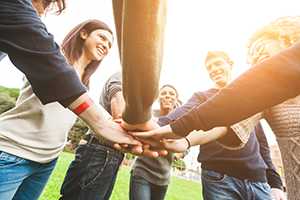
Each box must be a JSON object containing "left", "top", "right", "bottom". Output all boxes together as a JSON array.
[
  {"left": 62, "top": 19, "right": 113, "bottom": 87},
  {"left": 205, "top": 51, "right": 233, "bottom": 66},
  {"left": 160, "top": 84, "right": 179, "bottom": 98}
]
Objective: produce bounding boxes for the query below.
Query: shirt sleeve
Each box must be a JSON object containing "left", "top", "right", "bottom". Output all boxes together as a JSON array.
[
  {"left": 121, "top": 1, "right": 166, "bottom": 124},
  {"left": 255, "top": 123, "right": 283, "bottom": 189},
  {"left": 170, "top": 42, "right": 300, "bottom": 136},
  {"left": 105, "top": 72, "right": 122, "bottom": 102},
  {"left": 0, "top": 4, "right": 86, "bottom": 106}
]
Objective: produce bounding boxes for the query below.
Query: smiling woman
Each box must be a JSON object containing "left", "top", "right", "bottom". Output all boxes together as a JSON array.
[{"left": 0, "top": 19, "right": 114, "bottom": 200}]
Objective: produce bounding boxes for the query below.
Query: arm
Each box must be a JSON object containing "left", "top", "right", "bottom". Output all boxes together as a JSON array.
[
  {"left": 162, "top": 127, "right": 227, "bottom": 153},
  {"left": 68, "top": 93, "right": 139, "bottom": 145},
  {"left": 255, "top": 124, "right": 284, "bottom": 191},
  {"left": 113, "top": 0, "right": 167, "bottom": 125},
  {"left": 0, "top": 3, "right": 140, "bottom": 147},
  {"left": 111, "top": 91, "right": 125, "bottom": 119},
  {"left": 170, "top": 42, "right": 300, "bottom": 136}
]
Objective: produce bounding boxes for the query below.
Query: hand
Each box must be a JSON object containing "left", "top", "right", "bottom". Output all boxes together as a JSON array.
[
  {"left": 113, "top": 143, "right": 168, "bottom": 157},
  {"left": 131, "top": 125, "right": 182, "bottom": 141},
  {"left": 95, "top": 120, "right": 141, "bottom": 145},
  {"left": 162, "top": 138, "right": 189, "bottom": 153},
  {"left": 121, "top": 118, "right": 159, "bottom": 131},
  {"left": 271, "top": 188, "right": 286, "bottom": 200}
]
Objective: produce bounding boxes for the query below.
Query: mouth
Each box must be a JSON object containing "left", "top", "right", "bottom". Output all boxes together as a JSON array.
[
  {"left": 210, "top": 69, "right": 225, "bottom": 80},
  {"left": 96, "top": 45, "right": 106, "bottom": 57}
]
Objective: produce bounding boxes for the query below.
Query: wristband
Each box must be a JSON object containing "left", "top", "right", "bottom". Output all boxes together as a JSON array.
[
  {"left": 73, "top": 98, "right": 93, "bottom": 115},
  {"left": 185, "top": 137, "right": 191, "bottom": 149}
]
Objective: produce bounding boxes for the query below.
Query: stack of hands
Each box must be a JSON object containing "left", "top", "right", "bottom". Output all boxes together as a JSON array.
[{"left": 100, "top": 118, "right": 188, "bottom": 158}]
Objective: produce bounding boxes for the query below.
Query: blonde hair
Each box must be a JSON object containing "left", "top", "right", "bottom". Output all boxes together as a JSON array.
[{"left": 247, "top": 16, "right": 300, "bottom": 64}]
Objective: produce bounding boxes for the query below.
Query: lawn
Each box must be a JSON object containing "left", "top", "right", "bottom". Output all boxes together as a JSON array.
[{"left": 39, "top": 152, "right": 202, "bottom": 200}]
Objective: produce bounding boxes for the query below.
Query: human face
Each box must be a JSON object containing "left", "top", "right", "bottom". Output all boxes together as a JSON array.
[
  {"left": 249, "top": 37, "right": 283, "bottom": 65},
  {"left": 82, "top": 29, "right": 113, "bottom": 62},
  {"left": 159, "top": 86, "right": 177, "bottom": 113},
  {"left": 205, "top": 56, "right": 232, "bottom": 88}
]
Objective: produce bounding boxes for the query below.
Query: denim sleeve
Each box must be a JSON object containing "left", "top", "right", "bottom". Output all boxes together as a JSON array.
[
  {"left": 170, "top": 42, "right": 300, "bottom": 136},
  {"left": 0, "top": 1, "right": 86, "bottom": 105}
]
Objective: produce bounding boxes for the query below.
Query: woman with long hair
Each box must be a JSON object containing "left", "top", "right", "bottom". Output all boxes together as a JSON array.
[{"left": 0, "top": 19, "right": 113, "bottom": 200}]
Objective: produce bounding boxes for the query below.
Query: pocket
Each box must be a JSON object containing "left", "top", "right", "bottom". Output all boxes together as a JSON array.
[
  {"left": 0, "top": 151, "right": 26, "bottom": 168},
  {"left": 201, "top": 170, "right": 226, "bottom": 182},
  {"left": 80, "top": 149, "right": 109, "bottom": 189}
]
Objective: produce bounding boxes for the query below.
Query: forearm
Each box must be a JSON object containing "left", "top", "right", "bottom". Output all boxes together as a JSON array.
[
  {"left": 121, "top": 0, "right": 167, "bottom": 124},
  {"left": 186, "top": 127, "right": 227, "bottom": 146},
  {"left": 171, "top": 42, "right": 300, "bottom": 135},
  {"left": 68, "top": 92, "right": 111, "bottom": 137},
  {"left": 111, "top": 91, "right": 125, "bottom": 119}
]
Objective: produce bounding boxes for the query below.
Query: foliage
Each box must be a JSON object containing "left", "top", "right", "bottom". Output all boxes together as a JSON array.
[
  {"left": 0, "top": 86, "right": 19, "bottom": 100},
  {"left": 66, "top": 118, "right": 89, "bottom": 149},
  {"left": 0, "top": 87, "right": 17, "bottom": 114},
  {"left": 172, "top": 158, "right": 187, "bottom": 171}
]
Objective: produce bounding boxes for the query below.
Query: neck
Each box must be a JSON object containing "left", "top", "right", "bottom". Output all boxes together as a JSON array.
[
  {"left": 160, "top": 108, "right": 171, "bottom": 116},
  {"left": 73, "top": 53, "right": 91, "bottom": 79}
]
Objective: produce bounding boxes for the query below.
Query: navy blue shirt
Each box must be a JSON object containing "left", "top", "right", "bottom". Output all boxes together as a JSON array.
[{"left": 160, "top": 89, "right": 282, "bottom": 187}]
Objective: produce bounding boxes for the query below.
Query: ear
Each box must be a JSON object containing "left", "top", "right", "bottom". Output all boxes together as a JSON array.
[{"left": 80, "top": 30, "right": 88, "bottom": 40}]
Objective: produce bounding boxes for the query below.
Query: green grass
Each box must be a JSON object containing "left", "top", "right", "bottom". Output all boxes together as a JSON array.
[
  {"left": 40, "top": 152, "right": 202, "bottom": 200},
  {"left": 0, "top": 86, "right": 19, "bottom": 100}
]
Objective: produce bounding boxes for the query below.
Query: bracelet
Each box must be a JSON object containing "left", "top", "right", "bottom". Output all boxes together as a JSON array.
[
  {"left": 184, "top": 137, "right": 191, "bottom": 149},
  {"left": 72, "top": 98, "right": 93, "bottom": 115}
]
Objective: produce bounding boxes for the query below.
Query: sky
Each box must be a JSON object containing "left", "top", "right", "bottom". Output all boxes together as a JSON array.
[{"left": 0, "top": 0, "right": 299, "bottom": 163}]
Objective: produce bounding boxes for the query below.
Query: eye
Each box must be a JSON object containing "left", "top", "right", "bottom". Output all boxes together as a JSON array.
[
  {"left": 160, "top": 91, "right": 166, "bottom": 95},
  {"left": 98, "top": 35, "right": 105, "bottom": 40}
]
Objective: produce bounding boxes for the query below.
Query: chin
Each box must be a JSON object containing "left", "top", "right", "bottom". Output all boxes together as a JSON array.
[
  {"left": 93, "top": 54, "right": 104, "bottom": 61},
  {"left": 216, "top": 81, "right": 227, "bottom": 88}
]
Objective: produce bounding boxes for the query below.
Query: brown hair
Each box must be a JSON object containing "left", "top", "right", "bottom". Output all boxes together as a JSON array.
[
  {"left": 62, "top": 19, "right": 113, "bottom": 87},
  {"left": 160, "top": 84, "right": 179, "bottom": 98}
]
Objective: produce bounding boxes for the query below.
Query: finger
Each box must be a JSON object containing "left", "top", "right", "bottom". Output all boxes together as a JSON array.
[
  {"left": 137, "top": 137, "right": 164, "bottom": 149},
  {"left": 121, "top": 144, "right": 128, "bottom": 148},
  {"left": 142, "top": 149, "right": 159, "bottom": 158},
  {"left": 158, "top": 150, "right": 168, "bottom": 156},
  {"left": 113, "top": 143, "right": 122, "bottom": 150},
  {"left": 125, "top": 136, "right": 142, "bottom": 146},
  {"left": 113, "top": 118, "right": 122, "bottom": 124},
  {"left": 130, "top": 131, "right": 155, "bottom": 138},
  {"left": 130, "top": 145, "right": 143, "bottom": 155}
]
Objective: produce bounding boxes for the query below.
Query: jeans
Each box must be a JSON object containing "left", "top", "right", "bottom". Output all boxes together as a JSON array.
[
  {"left": 129, "top": 174, "right": 168, "bottom": 200},
  {"left": 59, "top": 143, "right": 124, "bottom": 200},
  {"left": 201, "top": 169, "right": 272, "bottom": 200},
  {"left": 0, "top": 151, "right": 57, "bottom": 200}
]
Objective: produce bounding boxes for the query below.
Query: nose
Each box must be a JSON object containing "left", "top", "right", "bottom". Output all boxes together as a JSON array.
[{"left": 211, "top": 64, "right": 218, "bottom": 71}]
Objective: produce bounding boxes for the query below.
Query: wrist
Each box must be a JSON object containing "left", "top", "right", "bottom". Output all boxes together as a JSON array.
[{"left": 184, "top": 137, "right": 191, "bottom": 149}]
